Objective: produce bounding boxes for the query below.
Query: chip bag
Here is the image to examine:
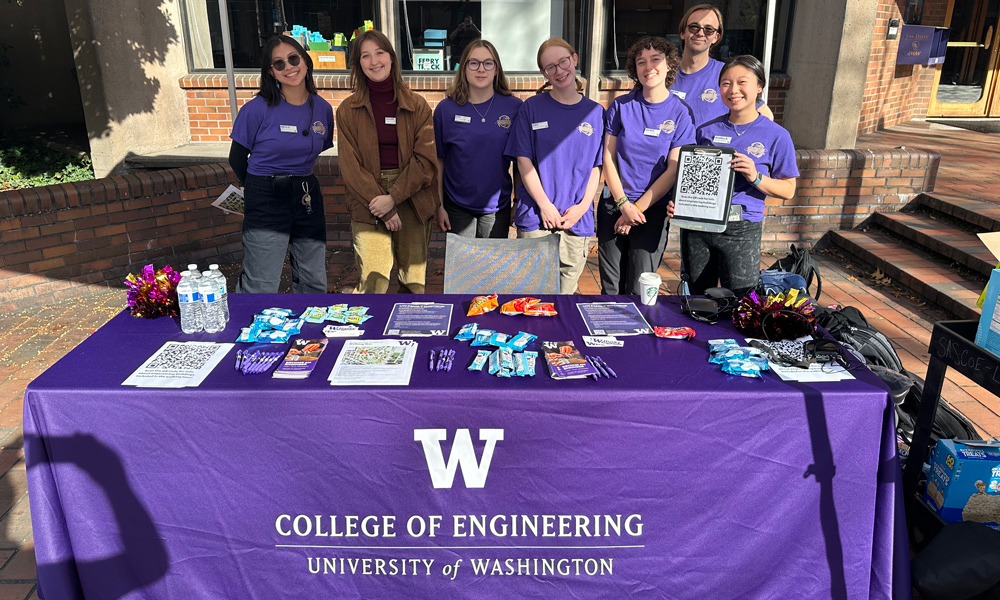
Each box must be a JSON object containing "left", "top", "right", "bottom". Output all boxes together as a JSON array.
[{"left": 468, "top": 294, "right": 499, "bottom": 316}]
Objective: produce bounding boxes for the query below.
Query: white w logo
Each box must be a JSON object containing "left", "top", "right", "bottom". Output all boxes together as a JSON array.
[{"left": 413, "top": 428, "right": 504, "bottom": 489}]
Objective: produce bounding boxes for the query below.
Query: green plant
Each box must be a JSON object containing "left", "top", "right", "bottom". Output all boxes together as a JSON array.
[{"left": 0, "top": 142, "right": 94, "bottom": 191}]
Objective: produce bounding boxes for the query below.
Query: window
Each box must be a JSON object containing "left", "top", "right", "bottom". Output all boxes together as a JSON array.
[
  {"left": 182, "top": 0, "right": 376, "bottom": 70},
  {"left": 395, "top": 0, "right": 587, "bottom": 72},
  {"left": 603, "top": 0, "right": 795, "bottom": 73}
]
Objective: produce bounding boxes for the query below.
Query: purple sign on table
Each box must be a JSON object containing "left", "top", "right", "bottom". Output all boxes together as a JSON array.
[{"left": 24, "top": 294, "right": 910, "bottom": 599}]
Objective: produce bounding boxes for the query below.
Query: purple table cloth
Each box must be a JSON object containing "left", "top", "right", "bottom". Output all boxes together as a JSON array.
[{"left": 24, "top": 294, "right": 909, "bottom": 599}]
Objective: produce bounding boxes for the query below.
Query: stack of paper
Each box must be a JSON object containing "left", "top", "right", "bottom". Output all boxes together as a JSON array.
[{"left": 122, "top": 341, "right": 234, "bottom": 388}]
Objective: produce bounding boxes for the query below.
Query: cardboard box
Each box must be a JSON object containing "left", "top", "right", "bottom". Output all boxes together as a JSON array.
[
  {"left": 308, "top": 50, "right": 346, "bottom": 70},
  {"left": 923, "top": 439, "right": 1000, "bottom": 531},
  {"left": 975, "top": 232, "right": 1000, "bottom": 354}
]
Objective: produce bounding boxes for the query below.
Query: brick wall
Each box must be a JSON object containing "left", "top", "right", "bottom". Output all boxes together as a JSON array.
[
  {"left": 0, "top": 147, "right": 936, "bottom": 311},
  {"left": 183, "top": 72, "right": 789, "bottom": 141},
  {"left": 858, "top": 0, "right": 948, "bottom": 135}
]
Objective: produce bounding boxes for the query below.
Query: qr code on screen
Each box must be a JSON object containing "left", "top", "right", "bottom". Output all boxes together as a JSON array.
[
  {"left": 146, "top": 343, "right": 219, "bottom": 372},
  {"left": 680, "top": 153, "right": 724, "bottom": 196}
]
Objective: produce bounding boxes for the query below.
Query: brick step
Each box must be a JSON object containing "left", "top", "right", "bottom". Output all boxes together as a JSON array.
[
  {"left": 871, "top": 211, "right": 995, "bottom": 278},
  {"left": 915, "top": 192, "right": 1000, "bottom": 232},
  {"left": 828, "top": 229, "right": 983, "bottom": 320}
]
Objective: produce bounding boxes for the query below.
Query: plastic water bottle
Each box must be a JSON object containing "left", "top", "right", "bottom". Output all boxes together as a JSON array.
[
  {"left": 199, "top": 271, "right": 225, "bottom": 333},
  {"left": 208, "top": 264, "right": 229, "bottom": 324},
  {"left": 177, "top": 271, "right": 203, "bottom": 334},
  {"left": 187, "top": 263, "right": 199, "bottom": 275}
]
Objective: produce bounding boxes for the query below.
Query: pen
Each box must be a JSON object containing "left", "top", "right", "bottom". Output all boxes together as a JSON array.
[
  {"left": 596, "top": 356, "right": 618, "bottom": 378},
  {"left": 588, "top": 355, "right": 607, "bottom": 378},
  {"left": 585, "top": 356, "right": 600, "bottom": 380},
  {"left": 235, "top": 349, "right": 243, "bottom": 371},
  {"left": 429, "top": 350, "right": 435, "bottom": 372}
]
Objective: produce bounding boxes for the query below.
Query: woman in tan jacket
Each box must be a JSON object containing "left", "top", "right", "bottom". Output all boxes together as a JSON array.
[{"left": 336, "top": 30, "right": 439, "bottom": 293}]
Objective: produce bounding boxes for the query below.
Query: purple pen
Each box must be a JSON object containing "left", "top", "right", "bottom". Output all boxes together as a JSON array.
[
  {"left": 587, "top": 355, "right": 606, "bottom": 378},
  {"left": 235, "top": 349, "right": 243, "bottom": 371},
  {"left": 596, "top": 356, "right": 618, "bottom": 378},
  {"left": 429, "top": 350, "right": 435, "bottom": 372},
  {"left": 584, "top": 356, "right": 600, "bottom": 380}
]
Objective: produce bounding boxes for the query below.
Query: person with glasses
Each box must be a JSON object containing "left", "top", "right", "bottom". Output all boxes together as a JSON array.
[
  {"left": 433, "top": 40, "right": 522, "bottom": 238},
  {"left": 228, "top": 34, "right": 334, "bottom": 293},
  {"left": 504, "top": 38, "right": 604, "bottom": 294},
  {"left": 598, "top": 36, "right": 695, "bottom": 295},
  {"left": 682, "top": 55, "right": 798, "bottom": 298},
  {"left": 673, "top": 4, "right": 773, "bottom": 127},
  {"left": 336, "top": 30, "right": 439, "bottom": 294}
]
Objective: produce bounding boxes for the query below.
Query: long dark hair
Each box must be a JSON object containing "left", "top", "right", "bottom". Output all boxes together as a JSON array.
[
  {"left": 348, "top": 30, "right": 409, "bottom": 102},
  {"left": 446, "top": 39, "right": 513, "bottom": 105},
  {"left": 258, "top": 35, "right": 318, "bottom": 107},
  {"left": 625, "top": 37, "right": 679, "bottom": 92},
  {"left": 720, "top": 55, "right": 766, "bottom": 104}
]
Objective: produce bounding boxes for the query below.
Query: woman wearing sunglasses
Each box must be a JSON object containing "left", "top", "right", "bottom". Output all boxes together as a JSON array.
[
  {"left": 672, "top": 4, "right": 773, "bottom": 127},
  {"left": 228, "top": 35, "right": 334, "bottom": 294},
  {"left": 598, "top": 36, "right": 695, "bottom": 295},
  {"left": 433, "top": 40, "right": 522, "bottom": 238},
  {"left": 336, "top": 30, "right": 438, "bottom": 293},
  {"left": 504, "top": 38, "right": 604, "bottom": 294},
  {"left": 682, "top": 55, "right": 798, "bottom": 298}
]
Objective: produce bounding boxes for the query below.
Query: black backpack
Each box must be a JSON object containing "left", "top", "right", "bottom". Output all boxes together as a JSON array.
[
  {"left": 815, "top": 306, "right": 903, "bottom": 372},
  {"left": 769, "top": 245, "right": 822, "bottom": 301},
  {"left": 895, "top": 372, "right": 982, "bottom": 449}
]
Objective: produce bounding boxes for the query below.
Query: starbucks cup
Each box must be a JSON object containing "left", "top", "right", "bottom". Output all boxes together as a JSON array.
[{"left": 638, "top": 272, "right": 662, "bottom": 306}]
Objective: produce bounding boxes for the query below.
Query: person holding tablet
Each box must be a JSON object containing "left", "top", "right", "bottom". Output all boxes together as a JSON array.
[
  {"left": 336, "top": 30, "right": 438, "bottom": 294},
  {"left": 672, "top": 4, "right": 773, "bottom": 127},
  {"left": 504, "top": 38, "right": 604, "bottom": 294},
  {"left": 229, "top": 35, "right": 334, "bottom": 294},
  {"left": 433, "top": 40, "right": 522, "bottom": 238},
  {"left": 682, "top": 55, "right": 797, "bottom": 298},
  {"left": 599, "top": 36, "right": 695, "bottom": 295}
]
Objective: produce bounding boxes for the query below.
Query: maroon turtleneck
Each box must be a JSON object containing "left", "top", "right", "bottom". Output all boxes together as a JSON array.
[{"left": 368, "top": 77, "right": 399, "bottom": 170}]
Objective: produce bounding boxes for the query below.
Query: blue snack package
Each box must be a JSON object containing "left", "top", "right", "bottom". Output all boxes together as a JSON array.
[
  {"left": 280, "top": 318, "right": 304, "bottom": 334},
  {"left": 455, "top": 323, "right": 478, "bottom": 341},
  {"left": 487, "top": 349, "right": 501, "bottom": 375},
  {"left": 499, "top": 347, "right": 514, "bottom": 371},
  {"left": 522, "top": 351, "right": 538, "bottom": 377},
  {"left": 262, "top": 308, "right": 295, "bottom": 317},
  {"left": 509, "top": 331, "right": 537, "bottom": 352},
  {"left": 722, "top": 358, "right": 763, "bottom": 378},
  {"left": 468, "top": 349, "right": 491, "bottom": 371},
  {"left": 489, "top": 332, "right": 512, "bottom": 348},
  {"left": 237, "top": 328, "right": 257, "bottom": 343},
  {"left": 471, "top": 329, "right": 495, "bottom": 347},
  {"left": 257, "top": 329, "right": 292, "bottom": 343}
]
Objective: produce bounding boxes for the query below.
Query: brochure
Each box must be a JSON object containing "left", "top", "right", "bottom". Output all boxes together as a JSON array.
[
  {"left": 328, "top": 339, "right": 418, "bottom": 386},
  {"left": 272, "top": 338, "right": 329, "bottom": 379},
  {"left": 577, "top": 302, "right": 653, "bottom": 336},
  {"left": 541, "top": 341, "right": 600, "bottom": 380}
]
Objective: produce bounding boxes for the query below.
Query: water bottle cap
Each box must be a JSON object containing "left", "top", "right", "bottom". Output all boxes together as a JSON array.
[
  {"left": 209, "top": 264, "right": 219, "bottom": 270},
  {"left": 187, "top": 264, "right": 198, "bottom": 270}
]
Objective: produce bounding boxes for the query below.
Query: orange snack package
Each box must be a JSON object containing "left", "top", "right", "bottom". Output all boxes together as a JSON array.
[{"left": 467, "top": 294, "right": 499, "bottom": 316}]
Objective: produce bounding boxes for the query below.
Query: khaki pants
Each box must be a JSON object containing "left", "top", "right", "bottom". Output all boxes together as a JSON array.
[
  {"left": 351, "top": 169, "right": 432, "bottom": 294},
  {"left": 518, "top": 228, "right": 590, "bottom": 294}
]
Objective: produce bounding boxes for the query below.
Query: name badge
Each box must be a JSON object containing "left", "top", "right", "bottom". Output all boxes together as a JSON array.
[
  {"left": 385, "top": 117, "right": 397, "bottom": 125},
  {"left": 455, "top": 115, "right": 472, "bottom": 124},
  {"left": 279, "top": 125, "right": 297, "bottom": 134},
  {"left": 673, "top": 90, "right": 687, "bottom": 100},
  {"left": 643, "top": 127, "right": 661, "bottom": 137},
  {"left": 713, "top": 135, "right": 733, "bottom": 144},
  {"left": 531, "top": 121, "right": 549, "bottom": 131}
]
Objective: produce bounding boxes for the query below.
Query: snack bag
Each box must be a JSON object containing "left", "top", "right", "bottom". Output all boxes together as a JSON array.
[
  {"left": 500, "top": 297, "right": 539, "bottom": 315},
  {"left": 468, "top": 294, "right": 499, "bottom": 316},
  {"left": 523, "top": 301, "right": 557, "bottom": 317}
]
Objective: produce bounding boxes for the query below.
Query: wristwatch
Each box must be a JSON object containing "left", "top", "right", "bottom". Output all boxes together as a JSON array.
[{"left": 751, "top": 172, "right": 763, "bottom": 186}]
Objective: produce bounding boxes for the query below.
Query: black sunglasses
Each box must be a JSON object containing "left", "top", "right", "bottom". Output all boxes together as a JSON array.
[
  {"left": 686, "top": 24, "right": 719, "bottom": 36},
  {"left": 272, "top": 54, "right": 302, "bottom": 72}
]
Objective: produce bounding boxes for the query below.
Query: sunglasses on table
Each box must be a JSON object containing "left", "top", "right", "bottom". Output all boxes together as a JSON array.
[
  {"left": 271, "top": 54, "right": 303, "bottom": 72},
  {"left": 686, "top": 24, "right": 719, "bottom": 36}
]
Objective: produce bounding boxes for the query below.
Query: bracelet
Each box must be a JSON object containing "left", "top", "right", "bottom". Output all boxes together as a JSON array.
[
  {"left": 751, "top": 172, "right": 763, "bottom": 186},
  {"left": 615, "top": 196, "right": 629, "bottom": 208}
]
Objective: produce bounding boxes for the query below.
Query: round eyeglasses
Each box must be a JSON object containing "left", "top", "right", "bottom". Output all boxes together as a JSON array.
[
  {"left": 467, "top": 59, "right": 497, "bottom": 71},
  {"left": 542, "top": 56, "right": 573, "bottom": 76},
  {"left": 271, "top": 54, "right": 302, "bottom": 72}
]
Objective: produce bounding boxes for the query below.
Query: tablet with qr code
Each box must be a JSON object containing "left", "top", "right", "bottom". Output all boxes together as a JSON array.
[{"left": 671, "top": 145, "right": 737, "bottom": 233}]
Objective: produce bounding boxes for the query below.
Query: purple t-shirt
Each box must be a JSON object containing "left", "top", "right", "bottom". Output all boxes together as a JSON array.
[
  {"left": 605, "top": 88, "right": 696, "bottom": 206},
  {"left": 672, "top": 59, "right": 726, "bottom": 127},
  {"left": 696, "top": 114, "right": 799, "bottom": 222},
  {"left": 433, "top": 94, "right": 523, "bottom": 214},
  {"left": 230, "top": 95, "right": 335, "bottom": 177},
  {"left": 504, "top": 93, "right": 604, "bottom": 237}
]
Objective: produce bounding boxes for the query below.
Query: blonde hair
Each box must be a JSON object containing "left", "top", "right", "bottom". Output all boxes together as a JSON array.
[
  {"left": 348, "top": 30, "right": 411, "bottom": 102},
  {"left": 446, "top": 39, "right": 513, "bottom": 105},
  {"left": 679, "top": 4, "right": 724, "bottom": 49},
  {"left": 535, "top": 38, "right": 585, "bottom": 94}
]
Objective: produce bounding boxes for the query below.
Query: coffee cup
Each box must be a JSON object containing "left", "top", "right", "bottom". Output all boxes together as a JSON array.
[{"left": 638, "top": 272, "right": 662, "bottom": 306}]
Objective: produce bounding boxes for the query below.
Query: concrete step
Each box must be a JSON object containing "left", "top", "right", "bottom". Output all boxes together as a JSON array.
[
  {"left": 915, "top": 192, "right": 1000, "bottom": 232},
  {"left": 828, "top": 229, "right": 983, "bottom": 321},
  {"left": 872, "top": 211, "right": 995, "bottom": 278}
]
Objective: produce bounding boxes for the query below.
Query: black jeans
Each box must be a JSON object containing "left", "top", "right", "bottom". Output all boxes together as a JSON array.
[
  {"left": 680, "top": 219, "right": 762, "bottom": 298},
  {"left": 237, "top": 173, "right": 327, "bottom": 294},
  {"left": 596, "top": 196, "right": 670, "bottom": 295}
]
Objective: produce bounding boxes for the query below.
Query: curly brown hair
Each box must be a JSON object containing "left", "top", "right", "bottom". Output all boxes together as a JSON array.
[{"left": 625, "top": 37, "right": 679, "bottom": 91}]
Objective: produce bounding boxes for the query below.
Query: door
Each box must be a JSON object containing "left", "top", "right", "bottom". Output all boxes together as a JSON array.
[{"left": 927, "top": 0, "right": 1000, "bottom": 117}]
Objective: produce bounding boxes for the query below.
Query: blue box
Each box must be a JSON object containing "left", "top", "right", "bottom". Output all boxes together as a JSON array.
[
  {"left": 975, "top": 269, "right": 1000, "bottom": 356},
  {"left": 923, "top": 439, "right": 1000, "bottom": 531}
]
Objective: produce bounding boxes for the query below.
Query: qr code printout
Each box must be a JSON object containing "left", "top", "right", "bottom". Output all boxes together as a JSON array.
[
  {"left": 680, "top": 153, "right": 724, "bottom": 197},
  {"left": 145, "top": 342, "right": 221, "bottom": 372}
]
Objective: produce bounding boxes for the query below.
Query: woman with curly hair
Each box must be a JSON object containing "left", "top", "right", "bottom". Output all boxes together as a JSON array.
[{"left": 598, "top": 36, "right": 695, "bottom": 295}]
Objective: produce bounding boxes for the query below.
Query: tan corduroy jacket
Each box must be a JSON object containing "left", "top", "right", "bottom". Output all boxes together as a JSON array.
[{"left": 335, "top": 85, "right": 439, "bottom": 225}]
